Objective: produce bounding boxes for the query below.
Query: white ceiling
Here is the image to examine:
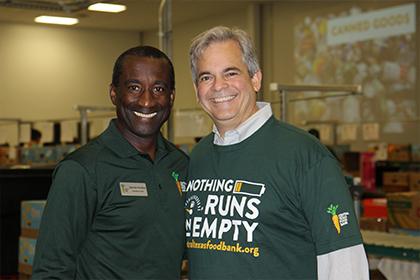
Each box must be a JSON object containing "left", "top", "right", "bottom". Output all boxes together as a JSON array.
[{"left": 0, "top": 0, "right": 263, "bottom": 31}]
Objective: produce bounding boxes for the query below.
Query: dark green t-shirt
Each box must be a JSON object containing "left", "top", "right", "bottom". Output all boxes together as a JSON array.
[
  {"left": 33, "top": 120, "right": 188, "bottom": 279},
  {"left": 185, "top": 116, "right": 362, "bottom": 279}
]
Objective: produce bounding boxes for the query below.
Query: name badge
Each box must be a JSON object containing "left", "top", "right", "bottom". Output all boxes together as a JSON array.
[{"left": 120, "top": 182, "right": 148, "bottom": 197}]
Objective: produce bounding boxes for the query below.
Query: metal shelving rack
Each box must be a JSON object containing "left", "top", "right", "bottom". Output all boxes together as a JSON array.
[
  {"left": 269, "top": 83, "right": 363, "bottom": 122},
  {"left": 74, "top": 105, "right": 115, "bottom": 145},
  {"left": 362, "top": 230, "right": 420, "bottom": 262}
]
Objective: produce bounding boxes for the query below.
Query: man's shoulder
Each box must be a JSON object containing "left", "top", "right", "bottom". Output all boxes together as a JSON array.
[
  {"left": 261, "top": 118, "right": 321, "bottom": 148},
  {"left": 61, "top": 137, "right": 107, "bottom": 169},
  {"left": 163, "top": 138, "right": 190, "bottom": 162},
  {"left": 257, "top": 118, "right": 334, "bottom": 165},
  {"left": 266, "top": 118, "right": 308, "bottom": 139},
  {"left": 189, "top": 133, "right": 213, "bottom": 159}
]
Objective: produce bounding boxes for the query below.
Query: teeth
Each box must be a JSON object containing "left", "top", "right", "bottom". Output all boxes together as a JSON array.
[
  {"left": 134, "top": 111, "right": 157, "bottom": 118},
  {"left": 213, "top": 95, "right": 235, "bottom": 103}
]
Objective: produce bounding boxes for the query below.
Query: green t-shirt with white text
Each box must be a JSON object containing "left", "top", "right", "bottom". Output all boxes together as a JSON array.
[{"left": 185, "top": 116, "right": 362, "bottom": 279}]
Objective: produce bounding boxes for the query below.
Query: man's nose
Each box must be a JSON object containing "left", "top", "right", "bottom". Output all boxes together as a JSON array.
[
  {"left": 138, "top": 89, "right": 154, "bottom": 107},
  {"left": 212, "top": 76, "right": 228, "bottom": 91}
]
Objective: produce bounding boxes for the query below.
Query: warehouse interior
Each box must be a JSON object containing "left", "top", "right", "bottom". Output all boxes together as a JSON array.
[{"left": 0, "top": 0, "right": 419, "bottom": 279}]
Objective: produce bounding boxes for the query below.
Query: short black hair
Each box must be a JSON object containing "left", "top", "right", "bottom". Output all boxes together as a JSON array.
[
  {"left": 111, "top": 45, "right": 175, "bottom": 90},
  {"left": 31, "top": 128, "right": 42, "bottom": 141},
  {"left": 308, "top": 128, "right": 320, "bottom": 140}
]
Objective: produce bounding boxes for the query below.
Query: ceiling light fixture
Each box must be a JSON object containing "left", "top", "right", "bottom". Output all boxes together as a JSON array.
[
  {"left": 88, "top": 3, "right": 126, "bottom": 13},
  {"left": 34, "top": 16, "right": 79, "bottom": 25}
]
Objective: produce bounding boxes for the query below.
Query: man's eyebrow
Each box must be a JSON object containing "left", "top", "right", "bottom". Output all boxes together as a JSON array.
[
  {"left": 124, "top": 79, "right": 140, "bottom": 85},
  {"left": 154, "top": 80, "right": 168, "bottom": 86},
  {"left": 198, "top": 71, "right": 211, "bottom": 78},
  {"left": 198, "top": 67, "right": 241, "bottom": 76},
  {"left": 224, "top": 67, "right": 241, "bottom": 73}
]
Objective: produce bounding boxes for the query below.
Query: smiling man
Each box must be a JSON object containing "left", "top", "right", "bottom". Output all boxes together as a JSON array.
[
  {"left": 32, "top": 46, "right": 188, "bottom": 279},
  {"left": 184, "top": 26, "right": 369, "bottom": 279}
]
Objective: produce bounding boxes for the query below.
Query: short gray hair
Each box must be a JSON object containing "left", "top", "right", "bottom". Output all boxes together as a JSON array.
[{"left": 189, "top": 26, "right": 260, "bottom": 84}]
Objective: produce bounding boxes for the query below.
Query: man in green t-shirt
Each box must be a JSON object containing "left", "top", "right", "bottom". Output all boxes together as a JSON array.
[
  {"left": 184, "top": 26, "right": 368, "bottom": 279},
  {"left": 32, "top": 46, "right": 188, "bottom": 279}
]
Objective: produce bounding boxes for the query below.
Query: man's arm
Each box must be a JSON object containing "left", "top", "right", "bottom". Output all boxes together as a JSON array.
[
  {"left": 317, "top": 244, "right": 369, "bottom": 280},
  {"left": 299, "top": 155, "right": 367, "bottom": 278},
  {"left": 32, "top": 160, "right": 97, "bottom": 279}
]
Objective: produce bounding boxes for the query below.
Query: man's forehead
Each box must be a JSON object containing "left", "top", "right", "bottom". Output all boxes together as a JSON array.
[
  {"left": 123, "top": 55, "right": 167, "bottom": 65},
  {"left": 122, "top": 57, "right": 169, "bottom": 72}
]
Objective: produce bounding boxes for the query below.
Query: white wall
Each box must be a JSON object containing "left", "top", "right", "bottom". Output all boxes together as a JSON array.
[{"left": 0, "top": 23, "right": 140, "bottom": 121}]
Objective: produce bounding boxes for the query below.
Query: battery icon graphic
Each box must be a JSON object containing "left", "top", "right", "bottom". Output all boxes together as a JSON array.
[{"left": 233, "top": 180, "right": 266, "bottom": 197}]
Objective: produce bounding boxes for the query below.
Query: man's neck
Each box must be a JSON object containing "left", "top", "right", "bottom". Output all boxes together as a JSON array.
[
  {"left": 115, "top": 122, "right": 158, "bottom": 160},
  {"left": 213, "top": 102, "right": 273, "bottom": 146},
  {"left": 215, "top": 104, "right": 259, "bottom": 138},
  {"left": 131, "top": 139, "right": 157, "bottom": 160}
]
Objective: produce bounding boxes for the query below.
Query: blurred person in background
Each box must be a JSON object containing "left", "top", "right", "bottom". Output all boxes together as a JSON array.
[{"left": 29, "top": 128, "right": 42, "bottom": 147}]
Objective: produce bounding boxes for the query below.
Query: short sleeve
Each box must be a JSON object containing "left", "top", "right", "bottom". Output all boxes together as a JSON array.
[{"left": 299, "top": 156, "right": 363, "bottom": 255}]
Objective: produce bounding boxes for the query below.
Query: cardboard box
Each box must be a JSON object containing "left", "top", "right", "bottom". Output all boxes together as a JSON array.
[
  {"left": 387, "top": 144, "right": 411, "bottom": 161},
  {"left": 386, "top": 192, "right": 420, "bottom": 230},
  {"left": 19, "top": 273, "right": 31, "bottom": 280},
  {"left": 21, "top": 200, "right": 46, "bottom": 238},
  {"left": 0, "top": 147, "right": 11, "bottom": 165},
  {"left": 410, "top": 172, "right": 420, "bottom": 192},
  {"left": 362, "top": 198, "right": 387, "bottom": 218},
  {"left": 359, "top": 217, "right": 388, "bottom": 232},
  {"left": 342, "top": 151, "right": 360, "bottom": 177},
  {"left": 383, "top": 172, "right": 410, "bottom": 186},
  {"left": 383, "top": 172, "right": 410, "bottom": 193},
  {"left": 383, "top": 185, "right": 410, "bottom": 193},
  {"left": 18, "top": 236, "right": 37, "bottom": 275}
]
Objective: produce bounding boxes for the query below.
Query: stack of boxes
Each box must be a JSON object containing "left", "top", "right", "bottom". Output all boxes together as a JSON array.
[
  {"left": 360, "top": 198, "right": 388, "bottom": 232},
  {"left": 386, "top": 144, "right": 412, "bottom": 162},
  {"left": 383, "top": 172, "right": 410, "bottom": 193},
  {"left": 19, "top": 200, "right": 46, "bottom": 278},
  {"left": 386, "top": 181, "right": 420, "bottom": 234},
  {"left": 382, "top": 144, "right": 420, "bottom": 235},
  {"left": 359, "top": 144, "right": 420, "bottom": 235}
]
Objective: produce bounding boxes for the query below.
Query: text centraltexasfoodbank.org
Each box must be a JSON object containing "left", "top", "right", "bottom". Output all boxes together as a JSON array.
[{"left": 187, "top": 239, "right": 260, "bottom": 257}]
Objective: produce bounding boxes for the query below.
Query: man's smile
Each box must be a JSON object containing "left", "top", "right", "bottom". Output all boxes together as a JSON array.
[
  {"left": 211, "top": 94, "right": 236, "bottom": 103},
  {"left": 133, "top": 111, "right": 158, "bottom": 118}
]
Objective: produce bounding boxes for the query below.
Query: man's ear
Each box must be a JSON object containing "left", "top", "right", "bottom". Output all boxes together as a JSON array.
[
  {"left": 170, "top": 90, "right": 175, "bottom": 107},
  {"left": 193, "top": 82, "right": 200, "bottom": 103},
  {"left": 110, "top": 84, "right": 117, "bottom": 105},
  {"left": 251, "top": 70, "right": 262, "bottom": 92}
]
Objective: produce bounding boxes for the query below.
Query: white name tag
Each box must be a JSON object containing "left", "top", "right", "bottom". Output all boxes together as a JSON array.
[{"left": 120, "top": 182, "right": 148, "bottom": 197}]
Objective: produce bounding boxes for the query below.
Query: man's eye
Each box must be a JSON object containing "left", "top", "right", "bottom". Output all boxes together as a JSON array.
[
  {"left": 128, "top": 85, "right": 141, "bottom": 93},
  {"left": 153, "top": 86, "right": 166, "bottom": 94},
  {"left": 225, "top": 71, "right": 238, "bottom": 78},
  {"left": 199, "top": 75, "right": 212, "bottom": 83}
]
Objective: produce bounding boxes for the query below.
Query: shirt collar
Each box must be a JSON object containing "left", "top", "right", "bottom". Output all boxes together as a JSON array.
[
  {"left": 213, "top": 102, "right": 272, "bottom": 146},
  {"left": 102, "top": 119, "right": 170, "bottom": 159}
]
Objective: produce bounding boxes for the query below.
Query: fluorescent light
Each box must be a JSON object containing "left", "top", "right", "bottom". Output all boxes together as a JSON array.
[
  {"left": 88, "top": 3, "right": 126, "bottom": 13},
  {"left": 34, "top": 16, "right": 79, "bottom": 25}
]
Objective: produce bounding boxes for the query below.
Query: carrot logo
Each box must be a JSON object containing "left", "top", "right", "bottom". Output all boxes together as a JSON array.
[
  {"left": 327, "top": 204, "right": 341, "bottom": 234},
  {"left": 171, "top": 171, "right": 182, "bottom": 196}
]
